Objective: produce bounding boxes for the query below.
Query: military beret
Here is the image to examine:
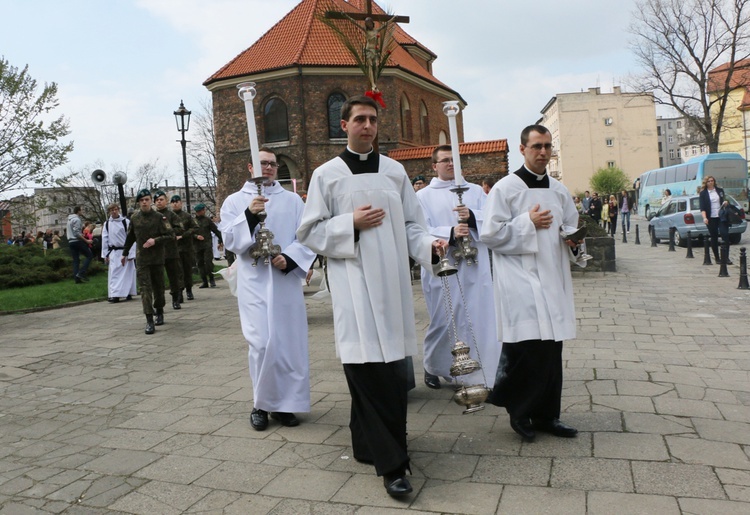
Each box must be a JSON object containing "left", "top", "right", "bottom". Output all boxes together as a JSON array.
[
  {"left": 194, "top": 203, "right": 206, "bottom": 212},
  {"left": 170, "top": 194, "right": 181, "bottom": 202},
  {"left": 412, "top": 175, "right": 426, "bottom": 185},
  {"left": 135, "top": 189, "right": 152, "bottom": 201},
  {"left": 153, "top": 190, "right": 167, "bottom": 199}
]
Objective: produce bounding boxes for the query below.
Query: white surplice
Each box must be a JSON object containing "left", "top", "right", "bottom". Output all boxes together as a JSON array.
[
  {"left": 296, "top": 155, "right": 435, "bottom": 364},
  {"left": 101, "top": 216, "right": 136, "bottom": 298},
  {"left": 480, "top": 171, "right": 585, "bottom": 344},
  {"left": 416, "top": 179, "right": 500, "bottom": 386},
  {"left": 220, "top": 181, "right": 316, "bottom": 413}
]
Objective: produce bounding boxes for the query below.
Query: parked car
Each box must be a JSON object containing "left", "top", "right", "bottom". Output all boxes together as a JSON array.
[{"left": 647, "top": 194, "right": 747, "bottom": 247}]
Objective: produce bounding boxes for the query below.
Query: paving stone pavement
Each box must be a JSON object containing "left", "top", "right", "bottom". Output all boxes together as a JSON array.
[{"left": 2, "top": 217, "right": 750, "bottom": 514}]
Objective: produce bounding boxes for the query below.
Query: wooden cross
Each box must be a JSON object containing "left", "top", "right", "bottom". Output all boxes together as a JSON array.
[{"left": 325, "top": 0, "right": 409, "bottom": 24}]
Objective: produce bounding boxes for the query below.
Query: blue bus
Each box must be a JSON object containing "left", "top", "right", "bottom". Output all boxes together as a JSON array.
[{"left": 637, "top": 153, "right": 749, "bottom": 217}]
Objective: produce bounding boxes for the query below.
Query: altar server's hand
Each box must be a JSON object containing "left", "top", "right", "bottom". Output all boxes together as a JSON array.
[
  {"left": 120, "top": 256, "right": 127, "bottom": 266},
  {"left": 353, "top": 204, "right": 385, "bottom": 230},
  {"left": 432, "top": 239, "right": 449, "bottom": 255},
  {"left": 454, "top": 223, "right": 469, "bottom": 238},
  {"left": 453, "top": 205, "right": 470, "bottom": 221},
  {"left": 250, "top": 196, "right": 268, "bottom": 214},
  {"left": 306, "top": 268, "right": 313, "bottom": 285},
  {"left": 529, "top": 204, "right": 553, "bottom": 229},
  {"left": 271, "top": 254, "right": 287, "bottom": 270}
]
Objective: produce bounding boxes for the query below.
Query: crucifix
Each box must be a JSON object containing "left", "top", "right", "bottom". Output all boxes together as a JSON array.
[{"left": 325, "top": 0, "right": 409, "bottom": 93}]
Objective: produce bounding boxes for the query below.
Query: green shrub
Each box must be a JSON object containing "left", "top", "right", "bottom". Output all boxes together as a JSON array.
[{"left": 0, "top": 244, "right": 103, "bottom": 290}]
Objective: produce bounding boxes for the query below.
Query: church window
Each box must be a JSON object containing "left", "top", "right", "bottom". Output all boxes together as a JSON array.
[
  {"left": 327, "top": 93, "right": 346, "bottom": 139},
  {"left": 419, "top": 101, "right": 430, "bottom": 144},
  {"left": 400, "top": 94, "right": 412, "bottom": 141},
  {"left": 438, "top": 130, "right": 447, "bottom": 145},
  {"left": 263, "top": 97, "right": 289, "bottom": 143}
]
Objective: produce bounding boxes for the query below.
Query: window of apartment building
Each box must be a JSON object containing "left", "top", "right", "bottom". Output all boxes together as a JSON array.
[
  {"left": 669, "top": 149, "right": 675, "bottom": 159},
  {"left": 658, "top": 141, "right": 662, "bottom": 152},
  {"left": 604, "top": 117, "right": 613, "bottom": 126},
  {"left": 668, "top": 135, "right": 673, "bottom": 143},
  {"left": 668, "top": 121, "right": 673, "bottom": 128},
  {"left": 677, "top": 148, "right": 681, "bottom": 158},
  {"left": 607, "top": 161, "right": 616, "bottom": 168},
  {"left": 701, "top": 145, "right": 707, "bottom": 153},
  {"left": 657, "top": 125, "right": 662, "bottom": 136},
  {"left": 678, "top": 134, "right": 684, "bottom": 142},
  {"left": 676, "top": 121, "right": 682, "bottom": 128},
  {"left": 606, "top": 138, "right": 614, "bottom": 147},
  {"left": 659, "top": 157, "right": 664, "bottom": 167}
]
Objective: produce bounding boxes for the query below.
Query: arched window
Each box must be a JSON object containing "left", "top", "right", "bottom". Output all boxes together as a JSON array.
[
  {"left": 263, "top": 97, "right": 289, "bottom": 143},
  {"left": 400, "top": 94, "right": 412, "bottom": 141},
  {"left": 419, "top": 101, "right": 430, "bottom": 144},
  {"left": 438, "top": 130, "right": 447, "bottom": 145},
  {"left": 327, "top": 93, "right": 346, "bottom": 139}
]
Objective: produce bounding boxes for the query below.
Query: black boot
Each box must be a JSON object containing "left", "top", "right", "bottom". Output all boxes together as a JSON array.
[
  {"left": 145, "top": 314, "right": 155, "bottom": 335},
  {"left": 178, "top": 290, "right": 184, "bottom": 303},
  {"left": 198, "top": 275, "right": 209, "bottom": 289},
  {"left": 186, "top": 288, "right": 194, "bottom": 300},
  {"left": 172, "top": 293, "right": 181, "bottom": 310},
  {"left": 209, "top": 274, "right": 216, "bottom": 288},
  {"left": 155, "top": 309, "right": 164, "bottom": 326}
]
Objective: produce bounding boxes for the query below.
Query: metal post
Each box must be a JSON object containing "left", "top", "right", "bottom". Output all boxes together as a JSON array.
[
  {"left": 180, "top": 134, "right": 191, "bottom": 214},
  {"left": 685, "top": 230, "right": 693, "bottom": 258},
  {"left": 703, "top": 237, "right": 712, "bottom": 265},
  {"left": 668, "top": 227, "right": 676, "bottom": 252},
  {"left": 635, "top": 224, "right": 640, "bottom": 245},
  {"left": 719, "top": 245, "right": 730, "bottom": 277},
  {"left": 738, "top": 247, "right": 749, "bottom": 289},
  {"left": 649, "top": 225, "right": 657, "bottom": 247},
  {"left": 622, "top": 227, "right": 627, "bottom": 243}
]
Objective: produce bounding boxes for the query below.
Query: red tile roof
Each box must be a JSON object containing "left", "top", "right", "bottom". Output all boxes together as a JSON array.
[
  {"left": 203, "top": 0, "right": 454, "bottom": 95},
  {"left": 388, "top": 140, "right": 509, "bottom": 161},
  {"left": 707, "top": 58, "right": 750, "bottom": 93}
]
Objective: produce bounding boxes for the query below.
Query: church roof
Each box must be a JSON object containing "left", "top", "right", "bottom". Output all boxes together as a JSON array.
[
  {"left": 203, "top": 0, "right": 457, "bottom": 97},
  {"left": 388, "top": 140, "right": 509, "bottom": 161}
]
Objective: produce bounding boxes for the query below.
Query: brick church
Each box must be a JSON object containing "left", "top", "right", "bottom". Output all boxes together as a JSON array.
[{"left": 203, "top": 0, "right": 508, "bottom": 202}]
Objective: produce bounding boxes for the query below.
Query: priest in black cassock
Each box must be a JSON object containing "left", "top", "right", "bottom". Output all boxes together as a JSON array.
[
  {"left": 297, "top": 96, "right": 447, "bottom": 497},
  {"left": 480, "top": 124, "right": 585, "bottom": 442}
]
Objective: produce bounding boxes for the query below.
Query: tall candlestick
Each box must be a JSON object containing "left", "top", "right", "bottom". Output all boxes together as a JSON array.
[
  {"left": 237, "top": 82, "right": 262, "bottom": 179},
  {"left": 442, "top": 101, "right": 465, "bottom": 186}
]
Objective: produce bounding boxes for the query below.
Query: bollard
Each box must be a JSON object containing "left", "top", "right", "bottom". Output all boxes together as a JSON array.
[
  {"left": 738, "top": 247, "right": 749, "bottom": 289},
  {"left": 719, "top": 244, "right": 730, "bottom": 277},
  {"left": 622, "top": 228, "right": 627, "bottom": 244},
  {"left": 685, "top": 230, "right": 694, "bottom": 258},
  {"left": 703, "top": 237, "right": 712, "bottom": 265},
  {"left": 635, "top": 225, "right": 640, "bottom": 245},
  {"left": 668, "top": 227, "right": 676, "bottom": 252},
  {"left": 650, "top": 225, "right": 658, "bottom": 247}
]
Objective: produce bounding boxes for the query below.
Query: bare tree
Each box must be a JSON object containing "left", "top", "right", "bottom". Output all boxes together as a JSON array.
[
  {"left": 186, "top": 98, "right": 217, "bottom": 207},
  {"left": 629, "top": 0, "right": 750, "bottom": 152}
]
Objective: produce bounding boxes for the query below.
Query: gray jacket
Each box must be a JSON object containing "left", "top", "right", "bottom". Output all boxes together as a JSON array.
[{"left": 67, "top": 213, "right": 83, "bottom": 242}]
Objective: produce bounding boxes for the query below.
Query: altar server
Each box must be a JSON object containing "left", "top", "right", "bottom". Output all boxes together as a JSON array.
[{"left": 101, "top": 203, "right": 136, "bottom": 302}]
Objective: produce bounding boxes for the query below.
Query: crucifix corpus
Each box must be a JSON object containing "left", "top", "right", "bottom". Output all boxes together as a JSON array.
[{"left": 323, "top": 0, "right": 409, "bottom": 108}]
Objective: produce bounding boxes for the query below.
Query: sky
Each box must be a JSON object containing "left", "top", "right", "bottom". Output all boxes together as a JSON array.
[{"left": 1, "top": 0, "right": 652, "bottom": 197}]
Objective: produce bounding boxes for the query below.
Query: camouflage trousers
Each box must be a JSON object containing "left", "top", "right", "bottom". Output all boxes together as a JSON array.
[
  {"left": 195, "top": 246, "right": 214, "bottom": 278},
  {"left": 137, "top": 263, "right": 166, "bottom": 315},
  {"left": 178, "top": 250, "right": 195, "bottom": 289},
  {"left": 164, "top": 257, "right": 184, "bottom": 296}
]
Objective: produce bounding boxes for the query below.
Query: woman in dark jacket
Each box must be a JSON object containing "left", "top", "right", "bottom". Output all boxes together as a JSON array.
[{"left": 699, "top": 175, "right": 729, "bottom": 263}]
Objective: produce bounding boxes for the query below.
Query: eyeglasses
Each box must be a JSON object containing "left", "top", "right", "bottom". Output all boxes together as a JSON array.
[
  {"left": 527, "top": 143, "right": 553, "bottom": 151},
  {"left": 435, "top": 158, "right": 454, "bottom": 164},
  {"left": 260, "top": 161, "right": 279, "bottom": 168}
]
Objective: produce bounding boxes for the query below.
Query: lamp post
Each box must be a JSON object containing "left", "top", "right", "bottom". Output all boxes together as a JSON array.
[{"left": 174, "top": 100, "right": 192, "bottom": 213}]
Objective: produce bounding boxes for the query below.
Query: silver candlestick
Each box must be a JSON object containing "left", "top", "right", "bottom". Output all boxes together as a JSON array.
[
  {"left": 450, "top": 185, "right": 478, "bottom": 266},
  {"left": 248, "top": 178, "right": 281, "bottom": 267}
]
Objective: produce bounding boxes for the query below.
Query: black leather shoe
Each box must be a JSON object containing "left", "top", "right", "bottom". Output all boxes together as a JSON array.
[
  {"left": 186, "top": 289, "right": 194, "bottom": 300},
  {"left": 155, "top": 312, "right": 164, "bottom": 326},
  {"left": 270, "top": 412, "right": 299, "bottom": 427},
  {"left": 510, "top": 418, "right": 536, "bottom": 441},
  {"left": 250, "top": 408, "right": 269, "bottom": 431},
  {"left": 126, "top": 295, "right": 133, "bottom": 301},
  {"left": 108, "top": 297, "right": 120, "bottom": 303},
  {"left": 178, "top": 291, "right": 184, "bottom": 303},
  {"left": 424, "top": 371, "right": 441, "bottom": 390},
  {"left": 209, "top": 277, "right": 217, "bottom": 288},
  {"left": 172, "top": 301, "right": 181, "bottom": 310},
  {"left": 198, "top": 282, "right": 209, "bottom": 289},
  {"left": 533, "top": 419, "right": 578, "bottom": 438},
  {"left": 145, "top": 315, "right": 155, "bottom": 335},
  {"left": 384, "top": 476, "right": 412, "bottom": 496}
]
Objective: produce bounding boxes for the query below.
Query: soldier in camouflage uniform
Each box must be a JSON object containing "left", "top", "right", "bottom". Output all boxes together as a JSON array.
[
  {"left": 194, "top": 203, "right": 222, "bottom": 288},
  {"left": 170, "top": 195, "right": 197, "bottom": 300},
  {"left": 122, "top": 189, "right": 174, "bottom": 334},
  {"left": 154, "top": 191, "right": 184, "bottom": 309}
]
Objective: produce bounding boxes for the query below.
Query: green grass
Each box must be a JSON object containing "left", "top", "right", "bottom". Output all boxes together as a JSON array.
[
  {"left": 0, "top": 263, "right": 226, "bottom": 313},
  {"left": 0, "top": 273, "right": 109, "bottom": 312}
]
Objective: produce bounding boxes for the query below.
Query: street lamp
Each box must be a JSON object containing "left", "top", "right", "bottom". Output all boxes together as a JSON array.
[{"left": 174, "top": 100, "right": 192, "bottom": 213}]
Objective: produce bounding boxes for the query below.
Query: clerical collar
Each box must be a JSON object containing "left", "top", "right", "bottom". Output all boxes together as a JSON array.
[
  {"left": 346, "top": 146, "right": 373, "bottom": 161},
  {"left": 515, "top": 165, "right": 550, "bottom": 189},
  {"left": 340, "top": 147, "right": 380, "bottom": 174}
]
